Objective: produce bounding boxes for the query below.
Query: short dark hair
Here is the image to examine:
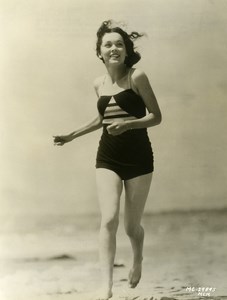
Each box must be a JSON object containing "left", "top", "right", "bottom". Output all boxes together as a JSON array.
[{"left": 96, "top": 20, "right": 144, "bottom": 67}]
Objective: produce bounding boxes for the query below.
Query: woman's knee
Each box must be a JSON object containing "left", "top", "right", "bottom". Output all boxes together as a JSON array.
[
  {"left": 124, "top": 223, "right": 144, "bottom": 238},
  {"left": 101, "top": 215, "right": 119, "bottom": 233}
]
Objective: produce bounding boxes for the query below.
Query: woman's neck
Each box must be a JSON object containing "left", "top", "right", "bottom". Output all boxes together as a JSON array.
[{"left": 105, "top": 64, "right": 129, "bottom": 84}]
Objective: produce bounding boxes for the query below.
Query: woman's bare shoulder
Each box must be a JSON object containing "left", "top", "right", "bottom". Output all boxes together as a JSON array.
[
  {"left": 131, "top": 68, "right": 150, "bottom": 92},
  {"left": 131, "top": 68, "right": 148, "bottom": 81}
]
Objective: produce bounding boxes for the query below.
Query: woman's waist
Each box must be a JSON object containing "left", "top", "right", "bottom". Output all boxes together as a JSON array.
[
  {"left": 100, "top": 127, "right": 150, "bottom": 145},
  {"left": 97, "top": 133, "right": 153, "bottom": 163}
]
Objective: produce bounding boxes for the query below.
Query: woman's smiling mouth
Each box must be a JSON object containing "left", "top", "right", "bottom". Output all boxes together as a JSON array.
[{"left": 110, "top": 54, "right": 120, "bottom": 58}]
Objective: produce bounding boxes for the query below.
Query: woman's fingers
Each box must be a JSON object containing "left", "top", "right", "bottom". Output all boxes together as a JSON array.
[
  {"left": 106, "top": 123, "right": 115, "bottom": 129},
  {"left": 53, "top": 135, "right": 65, "bottom": 145},
  {"left": 54, "top": 141, "right": 62, "bottom": 146},
  {"left": 107, "top": 123, "right": 119, "bottom": 132},
  {"left": 107, "top": 128, "right": 122, "bottom": 136},
  {"left": 107, "top": 123, "right": 126, "bottom": 135},
  {"left": 53, "top": 136, "right": 63, "bottom": 142}
]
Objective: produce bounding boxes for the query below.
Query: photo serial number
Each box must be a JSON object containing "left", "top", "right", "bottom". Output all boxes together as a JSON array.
[{"left": 186, "top": 286, "right": 217, "bottom": 297}]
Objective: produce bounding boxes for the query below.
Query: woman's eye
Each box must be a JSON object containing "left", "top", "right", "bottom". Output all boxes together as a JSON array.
[{"left": 102, "top": 42, "right": 124, "bottom": 48}]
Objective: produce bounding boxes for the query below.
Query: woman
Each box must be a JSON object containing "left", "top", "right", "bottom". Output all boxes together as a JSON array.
[{"left": 53, "top": 20, "right": 162, "bottom": 300}]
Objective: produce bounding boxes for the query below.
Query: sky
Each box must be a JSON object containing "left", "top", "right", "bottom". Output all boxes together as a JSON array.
[{"left": 1, "top": 0, "right": 227, "bottom": 215}]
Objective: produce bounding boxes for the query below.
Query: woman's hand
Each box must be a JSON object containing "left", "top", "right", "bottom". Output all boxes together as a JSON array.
[
  {"left": 53, "top": 133, "right": 74, "bottom": 146},
  {"left": 107, "top": 121, "right": 130, "bottom": 136}
]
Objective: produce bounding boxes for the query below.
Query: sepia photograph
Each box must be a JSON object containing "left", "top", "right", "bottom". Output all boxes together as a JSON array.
[{"left": 0, "top": 0, "right": 227, "bottom": 299}]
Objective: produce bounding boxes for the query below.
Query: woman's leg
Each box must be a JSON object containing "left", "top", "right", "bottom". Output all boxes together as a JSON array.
[
  {"left": 95, "top": 168, "right": 123, "bottom": 299},
  {"left": 124, "top": 173, "right": 153, "bottom": 288}
]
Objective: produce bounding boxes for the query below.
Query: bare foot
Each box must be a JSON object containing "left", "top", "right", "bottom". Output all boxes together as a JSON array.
[
  {"left": 128, "top": 263, "right": 142, "bottom": 288},
  {"left": 93, "top": 287, "right": 113, "bottom": 300}
]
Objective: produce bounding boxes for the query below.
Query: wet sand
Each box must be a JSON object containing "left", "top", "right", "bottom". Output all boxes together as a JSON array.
[{"left": 0, "top": 210, "right": 227, "bottom": 300}]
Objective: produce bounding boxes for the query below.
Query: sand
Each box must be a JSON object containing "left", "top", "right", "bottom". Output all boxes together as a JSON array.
[{"left": 0, "top": 210, "right": 227, "bottom": 300}]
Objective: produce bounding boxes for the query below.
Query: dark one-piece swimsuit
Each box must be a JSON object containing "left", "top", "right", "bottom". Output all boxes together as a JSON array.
[{"left": 96, "top": 69, "right": 154, "bottom": 180}]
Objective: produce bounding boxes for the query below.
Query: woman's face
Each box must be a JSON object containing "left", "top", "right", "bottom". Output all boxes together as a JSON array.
[{"left": 100, "top": 32, "right": 127, "bottom": 66}]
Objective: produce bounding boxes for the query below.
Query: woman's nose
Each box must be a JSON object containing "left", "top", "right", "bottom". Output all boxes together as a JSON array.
[{"left": 110, "top": 44, "right": 117, "bottom": 51}]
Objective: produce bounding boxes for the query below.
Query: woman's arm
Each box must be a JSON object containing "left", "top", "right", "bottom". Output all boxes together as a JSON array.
[
  {"left": 127, "top": 69, "right": 162, "bottom": 128},
  {"left": 69, "top": 114, "right": 103, "bottom": 138},
  {"left": 53, "top": 114, "right": 103, "bottom": 146},
  {"left": 107, "top": 69, "right": 162, "bottom": 135}
]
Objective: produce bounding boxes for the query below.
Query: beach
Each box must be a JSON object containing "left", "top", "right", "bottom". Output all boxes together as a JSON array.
[{"left": 0, "top": 210, "right": 227, "bottom": 300}]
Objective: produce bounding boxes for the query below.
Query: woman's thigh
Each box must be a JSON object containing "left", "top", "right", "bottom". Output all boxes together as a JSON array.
[
  {"left": 124, "top": 173, "right": 153, "bottom": 225},
  {"left": 96, "top": 168, "right": 123, "bottom": 220}
]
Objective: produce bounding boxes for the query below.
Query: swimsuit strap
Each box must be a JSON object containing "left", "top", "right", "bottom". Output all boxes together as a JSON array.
[
  {"left": 100, "top": 70, "right": 133, "bottom": 96},
  {"left": 127, "top": 68, "right": 132, "bottom": 89}
]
